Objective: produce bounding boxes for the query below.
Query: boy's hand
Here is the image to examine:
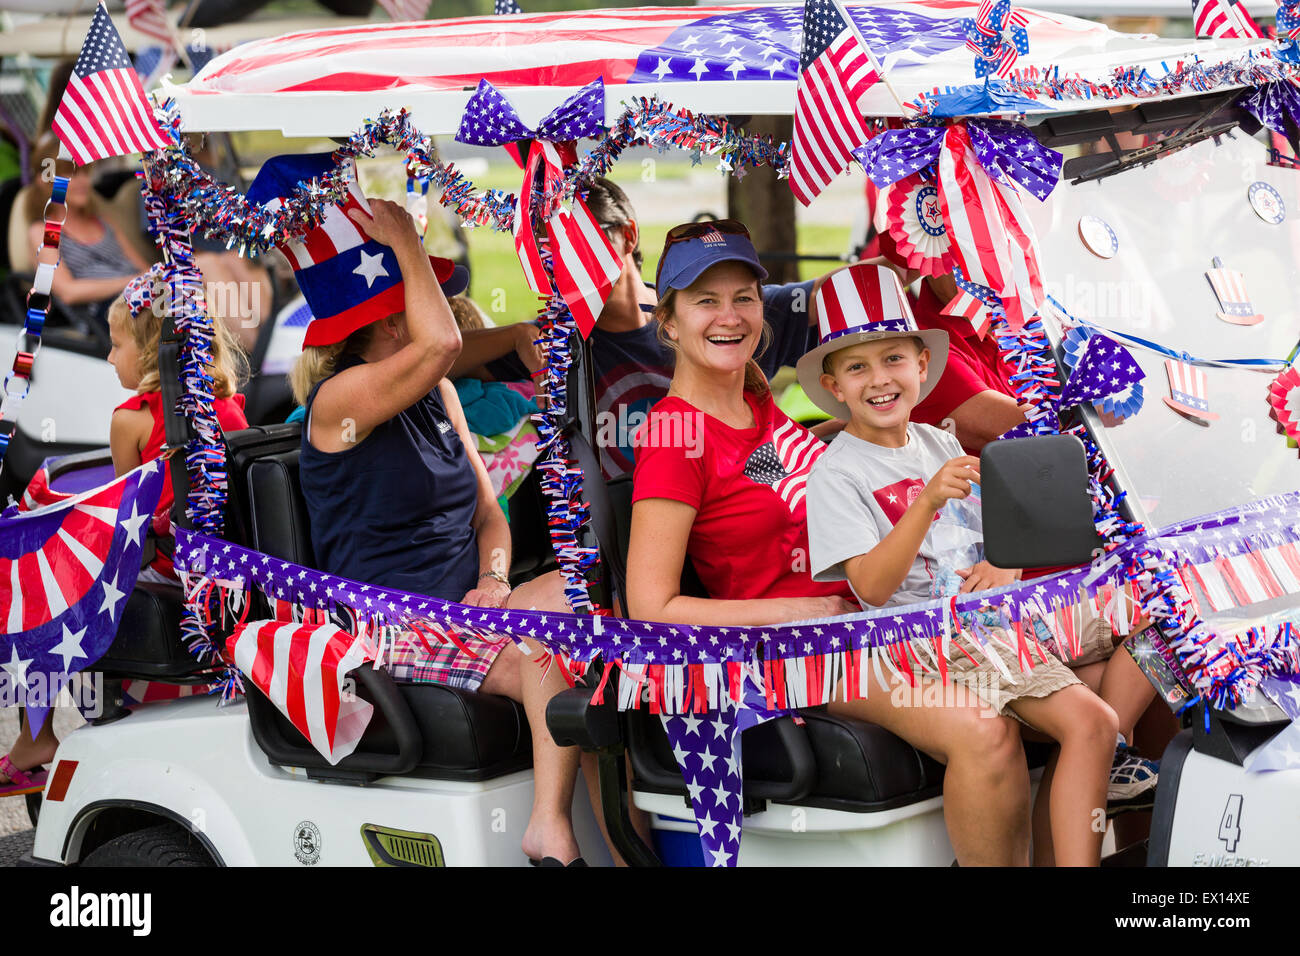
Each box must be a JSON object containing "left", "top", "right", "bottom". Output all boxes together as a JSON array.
[
  {"left": 919, "top": 455, "right": 980, "bottom": 513},
  {"left": 956, "top": 561, "right": 1019, "bottom": 593}
]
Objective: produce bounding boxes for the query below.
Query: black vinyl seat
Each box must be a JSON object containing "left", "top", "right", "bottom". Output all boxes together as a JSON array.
[
  {"left": 224, "top": 424, "right": 533, "bottom": 783},
  {"left": 589, "top": 466, "right": 950, "bottom": 813}
]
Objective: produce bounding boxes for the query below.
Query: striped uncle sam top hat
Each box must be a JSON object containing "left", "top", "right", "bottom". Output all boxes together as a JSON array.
[
  {"left": 247, "top": 153, "right": 468, "bottom": 347},
  {"left": 796, "top": 263, "right": 948, "bottom": 421}
]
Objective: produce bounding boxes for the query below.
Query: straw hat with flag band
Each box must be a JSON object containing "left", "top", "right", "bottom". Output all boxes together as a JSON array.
[
  {"left": 247, "top": 153, "right": 468, "bottom": 348},
  {"left": 796, "top": 263, "right": 948, "bottom": 421}
]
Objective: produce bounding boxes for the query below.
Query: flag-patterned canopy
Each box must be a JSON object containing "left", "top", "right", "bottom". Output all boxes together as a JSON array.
[{"left": 172, "top": 2, "right": 1279, "bottom": 134}]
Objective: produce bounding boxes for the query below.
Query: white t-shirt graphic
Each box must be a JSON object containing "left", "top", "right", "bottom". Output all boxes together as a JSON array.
[{"left": 807, "top": 423, "right": 984, "bottom": 608}]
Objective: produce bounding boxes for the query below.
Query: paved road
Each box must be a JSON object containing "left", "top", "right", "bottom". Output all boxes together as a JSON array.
[
  {"left": 0, "top": 828, "right": 34, "bottom": 866},
  {"left": 1, "top": 705, "right": 85, "bottom": 850}
]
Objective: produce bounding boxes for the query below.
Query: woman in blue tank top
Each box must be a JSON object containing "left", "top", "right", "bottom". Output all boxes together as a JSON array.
[{"left": 277, "top": 163, "right": 592, "bottom": 866}]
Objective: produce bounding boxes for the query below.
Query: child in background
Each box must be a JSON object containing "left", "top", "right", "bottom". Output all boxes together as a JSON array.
[
  {"left": 108, "top": 265, "right": 250, "bottom": 582},
  {"left": 802, "top": 264, "right": 1157, "bottom": 867},
  {"left": 0, "top": 269, "right": 251, "bottom": 797}
]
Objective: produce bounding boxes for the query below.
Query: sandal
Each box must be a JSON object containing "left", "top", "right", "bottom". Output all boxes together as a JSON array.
[{"left": 0, "top": 753, "right": 47, "bottom": 797}]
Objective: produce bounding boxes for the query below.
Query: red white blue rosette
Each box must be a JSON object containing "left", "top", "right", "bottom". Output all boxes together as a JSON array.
[
  {"left": 1061, "top": 324, "right": 1144, "bottom": 422},
  {"left": 1269, "top": 362, "right": 1300, "bottom": 448},
  {"left": 886, "top": 173, "right": 956, "bottom": 277}
]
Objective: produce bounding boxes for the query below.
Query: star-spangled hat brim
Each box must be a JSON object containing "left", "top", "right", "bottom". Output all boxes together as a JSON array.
[{"left": 1162, "top": 396, "right": 1220, "bottom": 423}]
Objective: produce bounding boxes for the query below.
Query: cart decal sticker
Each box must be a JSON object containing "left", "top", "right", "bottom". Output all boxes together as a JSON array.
[
  {"left": 1163, "top": 359, "right": 1220, "bottom": 422},
  {"left": 1217, "top": 794, "right": 1243, "bottom": 851},
  {"left": 1248, "top": 181, "right": 1286, "bottom": 224},
  {"left": 294, "top": 821, "right": 322, "bottom": 865},
  {"left": 1205, "top": 257, "right": 1264, "bottom": 326},
  {"left": 0, "top": 460, "right": 164, "bottom": 738},
  {"left": 1077, "top": 215, "right": 1118, "bottom": 259}
]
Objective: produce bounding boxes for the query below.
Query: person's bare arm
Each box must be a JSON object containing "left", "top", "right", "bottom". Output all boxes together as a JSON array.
[
  {"left": 108, "top": 406, "right": 151, "bottom": 476},
  {"left": 309, "top": 200, "right": 461, "bottom": 452},
  {"left": 107, "top": 219, "right": 151, "bottom": 271},
  {"left": 448, "top": 323, "right": 542, "bottom": 380},
  {"left": 627, "top": 497, "right": 856, "bottom": 625},
  {"left": 944, "top": 390, "right": 1028, "bottom": 453},
  {"left": 441, "top": 380, "right": 512, "bottom": 608},
  {"left": 842, "top": 456, "right": 980, "bottom": 607}
]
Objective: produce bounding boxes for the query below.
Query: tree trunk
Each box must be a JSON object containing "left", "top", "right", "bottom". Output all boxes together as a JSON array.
[{"left": 725, "top": 115, "right": 798, "bottom": 285}]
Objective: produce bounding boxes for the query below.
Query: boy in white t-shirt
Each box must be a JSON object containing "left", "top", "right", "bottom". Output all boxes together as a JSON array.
[{"left": 799, "top": 264, "right": 1157, "bottom": 866}]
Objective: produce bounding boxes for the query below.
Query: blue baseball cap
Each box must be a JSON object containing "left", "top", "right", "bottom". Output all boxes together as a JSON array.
[{"left": 654, "top": 220, "right": 768, "bottom": 298}]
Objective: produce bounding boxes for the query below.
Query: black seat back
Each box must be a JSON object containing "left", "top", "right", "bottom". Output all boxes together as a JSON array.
[{"left": 223, "top": 423, "right": 303, "bottom": 549}]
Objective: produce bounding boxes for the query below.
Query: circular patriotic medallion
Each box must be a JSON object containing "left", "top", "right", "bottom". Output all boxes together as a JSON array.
[
  {"left": 886, "top": 174, "right": 955, "bottom": 277},
  {"left": 1078, "top": 215, "right": 1118, "bottom": 259},
  {"left": 1248, "top": 182, "right": 1286, "bottom": 224},
  {"left": 1268, "top": 363, "right": 1300, "bottom": 447}
]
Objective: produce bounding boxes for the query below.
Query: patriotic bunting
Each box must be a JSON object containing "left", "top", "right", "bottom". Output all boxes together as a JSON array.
[
  {"left": 885, "top": 173, "right": 956, "bottom": 277},
  {"left": 1057, "top": 333, "right": 1146, "bottom": 413},
  {"left": 0, "top": 462, "right": 165, "bottom": 736},
  {"left": 52, "top": 4, "right": 171, "bottom": 167}
]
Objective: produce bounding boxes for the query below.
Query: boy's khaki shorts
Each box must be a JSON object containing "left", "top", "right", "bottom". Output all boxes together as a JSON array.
[{"left": 939, "top": 593, "right": 1123, "bottom": 721}]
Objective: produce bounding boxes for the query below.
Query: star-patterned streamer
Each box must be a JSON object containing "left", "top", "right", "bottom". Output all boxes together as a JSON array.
[
  {"left": 0, "top": 461, "right": 164, "bottom": 736},
  {"left": 1057, "top": 332, "right": 1145, "bottom": 413}
]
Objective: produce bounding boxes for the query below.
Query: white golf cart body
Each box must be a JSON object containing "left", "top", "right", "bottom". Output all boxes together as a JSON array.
[{"left": 23, "top": 3, "right": 1300, "bottom": 867}]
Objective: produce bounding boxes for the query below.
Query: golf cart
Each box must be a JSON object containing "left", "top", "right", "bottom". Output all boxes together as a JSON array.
[{"left": 12, "top": 2, "right": 1300, "bottom": 867}]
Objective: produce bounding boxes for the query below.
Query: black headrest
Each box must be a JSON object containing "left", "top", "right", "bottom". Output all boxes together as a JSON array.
[{"left": 247, "top": 451, "right": 315, "bottom": 569}]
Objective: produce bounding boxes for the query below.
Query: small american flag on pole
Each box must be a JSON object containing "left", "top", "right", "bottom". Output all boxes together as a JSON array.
[
  {"left": 547, "top": 199, "right": 623, "bottom": 339},
  {"left": 52, "top": 4, "right": 170, "bottom": 166},
  {"left": 789, "top": 0, "right": 879, "bottom": 207},
  {"left": 1192, "top": 0, "right": 1265, "bottom": 38},
  {"left": 125, "top": 0, "right": 173, "bottom": 47},
  {"left": 377, "top": 0, "right": 430, "bottom": 21}
]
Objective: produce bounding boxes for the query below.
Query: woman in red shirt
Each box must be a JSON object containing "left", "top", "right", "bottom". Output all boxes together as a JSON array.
[{"left": 628, "top": 222, "right": 1034, "bottom": 865}]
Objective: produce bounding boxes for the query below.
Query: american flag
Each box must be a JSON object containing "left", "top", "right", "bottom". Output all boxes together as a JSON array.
[
  {"left": 227, "top": 619, "right": 377, "bottom": 765},
  {"left": 125, "top": 0, "right": 172, "bottom": 47},
  {"left": 789, "top": 0, "right": 878, "bottom": 206},
  {"left": 942, "top": 278, "right": 994, "bottom": 337},
  {"left": 377, "top": 0, "right": 430, "bottom": 21},
  {"left": 52, "top": 4, "right": 171, "bottom": 166},
  {"left": 547, "top": 198, "right": 623, "bottom": 338},
  {"left": 1205, "top": 257, "right": 1264, "bottom": 325},
  {"left": 494, "top": 0, "right": 524, "bottom": 14},
  {"left": 514, "top": 139, "right": 564, "bottom": 297},
  {"left": 0, "top": 461, "right": 164, "bottom": 735},
  {"left": 1162, "top": 359, "right": 1220, "bottom": 422},
  {"left": 742, "top": 416, "right": 825, "bottom": 514},
  {"left": 1192, "top": 0, "right": 1265, "bottom": 38},
  {"left": 1279, "top": 2, "right": 1300, "bottom": 41},
  {"left": 187, "top": 4, "right": 985, "bottom": 97}
]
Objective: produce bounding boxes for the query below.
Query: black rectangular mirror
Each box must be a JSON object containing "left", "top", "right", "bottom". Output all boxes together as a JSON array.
[{"left": 980, "top": 435, "right": 1105, "bottom": 570}]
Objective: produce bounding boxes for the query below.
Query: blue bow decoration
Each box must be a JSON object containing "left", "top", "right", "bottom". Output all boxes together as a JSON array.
[
  {"left": 854, "top": 119, "right": 1062, "bottom": 200},
  {"left": 1240, "top": 80, "right": 1300, "bottom": 136},
  {"left": 455, "top": 77, "right": 605, "bottom": 147},
  {"left": 961, "top": 0, "right": 1029, "bottom": 79}
]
